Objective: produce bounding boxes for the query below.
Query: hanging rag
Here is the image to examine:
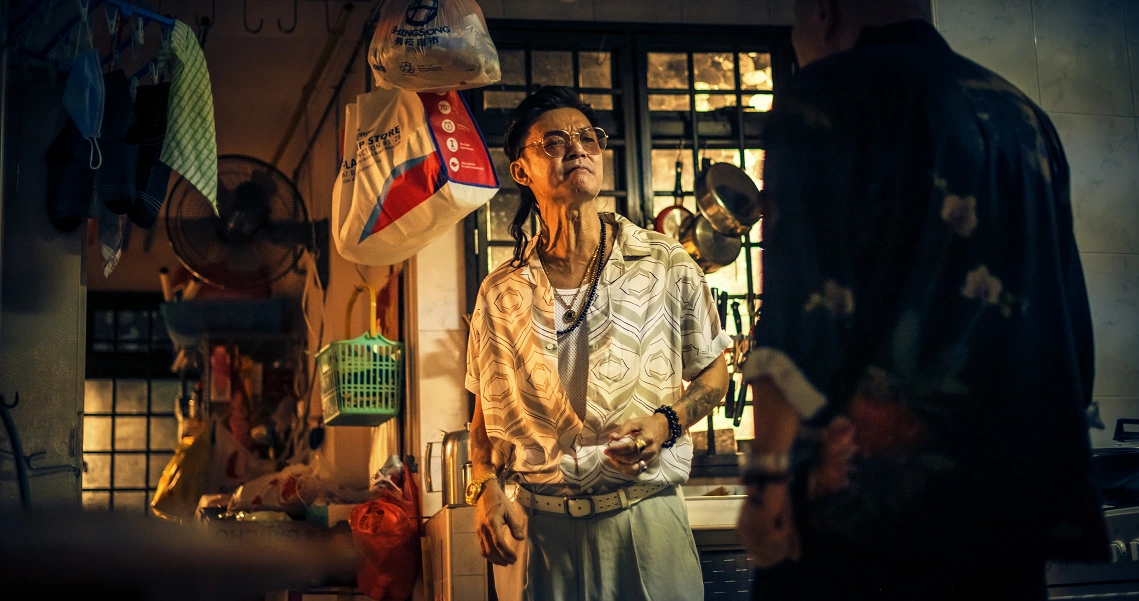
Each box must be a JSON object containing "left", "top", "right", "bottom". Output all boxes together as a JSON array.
[
  {"left": 159, "top": 21, "right": 218, "bottom": 214},
  {"left": 125, "top": 82, "right": 172, "bottom": 228},
  {"left": 96, "top": 199, "right": 124, "bottom": 278},
  {"left": 97, "top": 70, "right": 138, "bottom": 215}
]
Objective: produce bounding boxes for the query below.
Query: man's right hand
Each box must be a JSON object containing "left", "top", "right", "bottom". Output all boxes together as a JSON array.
[{"left": 474, "top": 480, "right": 527, "bottom": 566}]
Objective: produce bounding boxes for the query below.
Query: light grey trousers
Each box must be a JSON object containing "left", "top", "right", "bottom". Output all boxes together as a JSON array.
[{"left": 492, "top": 485, "right": 705, "bottom": 601}]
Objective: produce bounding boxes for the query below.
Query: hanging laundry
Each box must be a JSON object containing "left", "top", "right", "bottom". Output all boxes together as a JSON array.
[
  {"left": 62, "top": 48, "right": 104, "bottom": 169},
  {"left": 125, "top": 82, "right": 172, "bottom": 228},
  {"left": 97, "top": 70, "right": 138, "bottom": 215},
  {"left": 45, "top": 117, "right": 96, "bottom": 233},
  {"left": 159, "top": 21, "right": 217, "bottom": 214}
]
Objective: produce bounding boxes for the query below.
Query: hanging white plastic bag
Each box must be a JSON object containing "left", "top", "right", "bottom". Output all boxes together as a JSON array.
[
  {"left": 332, "top": 88, "right": 499, "bottom": 265},
  {"left": 368, "top": 0, "right": 501, "bottom": 92}
]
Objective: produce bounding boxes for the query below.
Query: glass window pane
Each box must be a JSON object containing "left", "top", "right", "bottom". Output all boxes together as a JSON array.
[
  {"left": 84, "top": 416, "right": 112, "bottom": 451},
  {"left": 93, "top": 341, "right": 113, "bottom": 353},
  {"left": 489, "top": 193, "right": 521, "bottom": 241},
  {"left": 745, "top": 93, "right": 773, "bottom": 112},
  {"left": 113, "top": 454, "right": 147, "bottom": 489},
  {"left": 114, "top": 416, "right": 148, "bottom": 451},
  {"left": 580, "top": 94, "right": 613, "bottom": 111},
  {"left": 499, "top": 50, "right": 526, "bottom": 86},
  {"left": 489, "top": 246, "right": 515, "bottom": 272},
  {"left": 151, "top": 379, "right": 180, "bottom": 413},
  {"left": 531, "top": 51, "right": 573, "bottom": 87},
  {"left": 149, "top": 454, "right": 173, "bottom": 488},
  {"left": 490, "top": 149, "right": 513, "bottom": 188},
  {"left": 117, "top": 310, "right": 146, "bottom": 340},
  {"left": 84, "top": 379, "right": 113, "bottom": 414},
  {"left": 83, "top": 453, "right": 111, "bottom": 489},
  {"left": 693, "top": 53, "right": 736, "bottom": 91},
  {"left": 484, "top": 90, "right": 527, "bottom": 110},
  {"left": 651, "top": 148, "right": 694, "bottom": 193},
  {"left": 113, "top": 490, "right": 147, "bottom": 512},
  {"left": 705, "top": 256, "right": 751, "bottom": 297},
  {"left": 597, "top": 195, "right": 617, "bottom": 214},
  {"left": 649, "top": 94, "right": 690, "bottom": 112},
  {"left": 579, "top": 52, "right": 612, "bottom": 88},
  {"left": 701, "top": 148, "right": 741, "bottom": 168},
  {"left": 149, "top": 417, "right": 178, "bottom": 451},
  {"left": 749, "top": 219, "right": 763, "bottom": 243},
  {"left": 743, "top": 149, "right": 765, "bottom": 190},
  {"left": 647, "top": 53, "right": 688, "bottom": 89},
  {"left": 83, "top": 491, "right": 110, "bottom": 511},
  {"left": 739, "top": 52, "right": 773, "bottom": 90},
  {"left": 751, "top": 247, "right": 763, "bottom": 294},
  {"left": 602, "top": 149, "right": 617, "bottom": 191},
  {"left": 117, "top": 379, "right": 148, "bottom": 414},
  {"left": 150, "top": 310, "right": 168, "bottom": 341},
  {"left": 93, "top": 310, "right": 114, "bottom": 341},
  {"left": 695, "top": 94, "right": 736, "bottom": 112}
]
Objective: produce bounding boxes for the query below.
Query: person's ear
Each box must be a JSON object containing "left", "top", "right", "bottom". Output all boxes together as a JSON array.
[{"left": 510, "top": 159, "right": 531, "bottom": 187}]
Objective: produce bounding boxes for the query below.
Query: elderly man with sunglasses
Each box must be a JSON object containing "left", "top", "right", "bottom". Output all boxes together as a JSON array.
[{"left": 464, "top": 86, "right": 731, "bottom": 601}]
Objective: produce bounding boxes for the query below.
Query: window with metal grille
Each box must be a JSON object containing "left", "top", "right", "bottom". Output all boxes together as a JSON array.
[{"left": 83, "top": 292, "right": 181, "bottom": 513}]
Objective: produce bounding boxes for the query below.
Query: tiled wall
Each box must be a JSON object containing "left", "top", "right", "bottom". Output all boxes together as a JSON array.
[
  {"left": 936, "top": 0, "right": 1139, "bottom": 446},
  {"left": 475, "top": 0, "right": 796, "bottom": 25}
]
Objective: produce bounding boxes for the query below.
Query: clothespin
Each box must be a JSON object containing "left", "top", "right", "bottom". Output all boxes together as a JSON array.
[
  {"left": 136, "top": 16, "right": 146, "bottom": 46},
  {"left": 105, "top": 6, "right": 119, "bottom": 37},
  {"left": 149, "top": 60, "right": 160, "bottom": 85},
  {"left": 130, "top": 76, "right": 139, "bottom": 102}
]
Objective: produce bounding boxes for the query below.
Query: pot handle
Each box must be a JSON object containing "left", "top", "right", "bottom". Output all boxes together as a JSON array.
[{"left": 425, "top": 441, "right": 438, "bottom": 492}]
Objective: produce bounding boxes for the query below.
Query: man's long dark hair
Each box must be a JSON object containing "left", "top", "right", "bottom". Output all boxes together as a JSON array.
[{"left": 502, "top": 86, "right": 599, "bottom": 268}]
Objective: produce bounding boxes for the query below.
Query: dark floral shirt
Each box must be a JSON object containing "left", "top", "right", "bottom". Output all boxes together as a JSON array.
[{"left": 755, "top": 20, "right": 1108, "bottom": 562}]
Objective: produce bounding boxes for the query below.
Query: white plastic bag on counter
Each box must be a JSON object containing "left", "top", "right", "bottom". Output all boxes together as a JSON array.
[
  {"left": 331, "top": 87, "right": 499, "bottom": 265},
  {"left": 368, "top": 0, "right": 501, "bottom": 92}
]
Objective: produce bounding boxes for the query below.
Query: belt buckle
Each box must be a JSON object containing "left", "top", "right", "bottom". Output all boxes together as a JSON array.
[{"left": 564, "top": 495, "right": 594, "bottom": 518}]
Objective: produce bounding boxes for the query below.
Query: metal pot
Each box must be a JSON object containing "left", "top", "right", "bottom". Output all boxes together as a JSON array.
[
  {"left": 695, "top": 162, "right": 762, "bottom": 236},
  {"left": 679, "top": 213, "right": 741, "bottom": 274},
  {"left": 425, "top": 425, "right": 471, "bottom": 507}
]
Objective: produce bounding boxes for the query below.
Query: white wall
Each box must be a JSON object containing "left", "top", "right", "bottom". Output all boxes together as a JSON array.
[{"left": 935, "top": 0, "right": 1139, "bottom": 445}]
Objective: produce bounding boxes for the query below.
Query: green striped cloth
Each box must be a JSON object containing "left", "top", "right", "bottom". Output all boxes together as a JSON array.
[{"left": 160, "top": 21, "right": 217, "bottom": 214}]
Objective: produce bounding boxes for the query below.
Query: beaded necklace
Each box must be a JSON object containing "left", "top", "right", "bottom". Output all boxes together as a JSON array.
[{"left": 539, "top": 217, "right": 607, "bottom": 338}]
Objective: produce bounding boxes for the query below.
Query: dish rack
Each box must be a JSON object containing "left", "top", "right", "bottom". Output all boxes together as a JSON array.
[{"left": 316, "top": 284, "right": 404, "bottom": 427}]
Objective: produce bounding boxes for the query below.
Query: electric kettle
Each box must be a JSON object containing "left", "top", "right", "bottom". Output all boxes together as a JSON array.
[{"left": 426, "top": 425, "right": 471, "bottom": 507}]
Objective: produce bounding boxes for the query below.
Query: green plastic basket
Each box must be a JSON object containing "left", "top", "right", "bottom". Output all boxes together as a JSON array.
[{"left": 317, "top": 284, "right": 403, "bottom": 427}]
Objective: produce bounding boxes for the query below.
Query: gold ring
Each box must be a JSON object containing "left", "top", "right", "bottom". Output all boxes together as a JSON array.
[{"left": 634, "top": 438, "right": 647, "bottom": 453}]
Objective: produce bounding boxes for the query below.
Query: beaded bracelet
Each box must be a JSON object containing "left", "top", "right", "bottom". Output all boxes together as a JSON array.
[{"left": 654, "top": 405, "right": 683, "bottom": 449}]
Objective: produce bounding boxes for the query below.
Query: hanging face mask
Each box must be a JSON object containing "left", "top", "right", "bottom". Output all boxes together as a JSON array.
[{"left": 62, "top": 49, "right": 105, "bottom": 169}]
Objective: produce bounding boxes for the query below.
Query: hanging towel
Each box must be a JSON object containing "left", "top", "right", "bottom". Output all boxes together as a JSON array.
[{"left": 159, "top": 21, "right": 218, "bottom": 214}]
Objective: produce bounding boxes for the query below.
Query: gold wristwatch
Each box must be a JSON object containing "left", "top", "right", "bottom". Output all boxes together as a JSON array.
[{"left": 465, "top": 473, "right": 499, "bottom": 505}]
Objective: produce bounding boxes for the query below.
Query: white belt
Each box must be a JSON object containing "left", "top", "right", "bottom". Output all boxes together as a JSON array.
[{"left": 515, "top": 482, "right": 670, "bottom": 518}]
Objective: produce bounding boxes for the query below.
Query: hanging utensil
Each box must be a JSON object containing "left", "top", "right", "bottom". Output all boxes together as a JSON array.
[
  {"left": 654, "top": 138, "right": 694, "bottom": 239},
  {"left": 678, "top": 213, "right": 741, "bottom": 274},
  {"left": 696, "top": 162, "right": 762, "bottom": 237},
  {"left": 730, "top": 300, "right": 748, "bottom": 427}
]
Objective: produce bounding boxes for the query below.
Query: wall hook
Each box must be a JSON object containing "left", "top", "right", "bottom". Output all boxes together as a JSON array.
[
  {"left": 244, "top": 0, "right": 263, "bottom": 34},
  {"left": 196, "top": 0, "right": 215, "bottom": 47},
  {"left": 278, "top": 0, "right": 297, "bottom": 34}
]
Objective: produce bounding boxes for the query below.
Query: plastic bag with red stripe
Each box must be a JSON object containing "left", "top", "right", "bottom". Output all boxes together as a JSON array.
[
  {"left": 332, "top": 87, "right": 498, "bottom": 265},
  {"left": 349, "top": 463, "right": 422, "bottom": 601}
]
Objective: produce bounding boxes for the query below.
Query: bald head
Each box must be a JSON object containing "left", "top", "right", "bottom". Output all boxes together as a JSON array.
[{"left": 791, "top": 0, "right": 931, "bottom": 67}]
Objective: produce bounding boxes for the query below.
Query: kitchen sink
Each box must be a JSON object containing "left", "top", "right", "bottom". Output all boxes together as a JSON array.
[{"left": 684, "top": 494, "right": 746, "bottom": 529}]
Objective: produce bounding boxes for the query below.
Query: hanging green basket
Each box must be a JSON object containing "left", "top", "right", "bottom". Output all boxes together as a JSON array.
[{"left": 317, "top": 284, "right": 403, "bottom": 427}]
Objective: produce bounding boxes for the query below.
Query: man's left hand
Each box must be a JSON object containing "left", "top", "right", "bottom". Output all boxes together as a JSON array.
[{"left": 604, "top": 413, "right": 670, "bottom": 476}]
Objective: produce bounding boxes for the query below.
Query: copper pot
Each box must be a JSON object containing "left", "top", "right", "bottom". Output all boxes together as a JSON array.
[
  {"left": 678, "top": 213, "right": 741, "bottom": 274},
  {"left": 695, "top": 162, "right": 762, "bottom": 236}
]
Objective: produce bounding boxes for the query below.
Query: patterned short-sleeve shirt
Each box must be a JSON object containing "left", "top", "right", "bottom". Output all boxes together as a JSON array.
[{"left": 465, "top": 213, "right": 731, "bottom": 496}]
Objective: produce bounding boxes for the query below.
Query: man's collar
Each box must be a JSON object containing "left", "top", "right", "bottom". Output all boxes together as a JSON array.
[{"left": 519, "top": 212, "right": 650, "bottom": 285}]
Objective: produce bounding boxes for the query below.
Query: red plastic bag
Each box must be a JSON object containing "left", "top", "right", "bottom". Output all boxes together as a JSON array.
[{"left": 349, "top": 464, "right": 422, "bottom": 601}]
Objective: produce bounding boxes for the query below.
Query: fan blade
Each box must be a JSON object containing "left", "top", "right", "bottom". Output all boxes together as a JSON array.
[{"left": 176, "top": 217, "right": 226, "bottom": 264}]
